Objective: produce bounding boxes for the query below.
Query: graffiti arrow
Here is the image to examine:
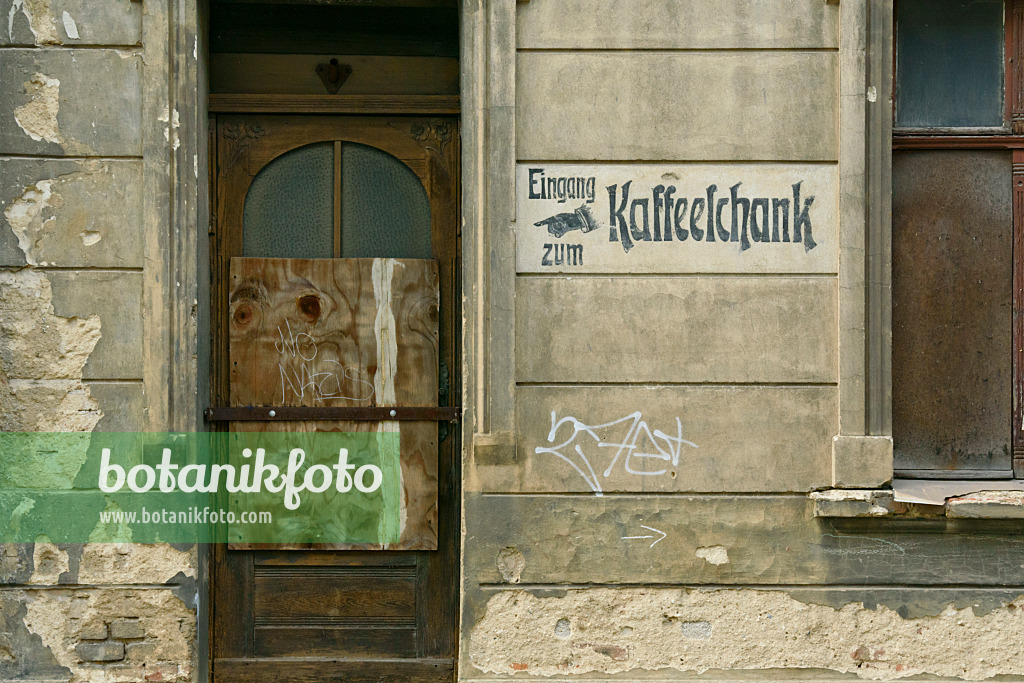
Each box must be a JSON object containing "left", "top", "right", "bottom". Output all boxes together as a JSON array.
[{"left": 621, "top": 524, "right": 667, "bottom": 548}]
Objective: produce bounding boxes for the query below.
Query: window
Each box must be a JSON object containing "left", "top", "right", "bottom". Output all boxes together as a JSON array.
[{"left": 893, "top": 0, "right": 1023, "bottom": 479}]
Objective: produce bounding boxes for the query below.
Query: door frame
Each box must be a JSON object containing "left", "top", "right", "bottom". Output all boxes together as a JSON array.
[
  {"left": 160, "top": 3, "right": 518, "bottom": 680},
  {"left": 206, "top": 110, "right": 462, "bottom": 679}
]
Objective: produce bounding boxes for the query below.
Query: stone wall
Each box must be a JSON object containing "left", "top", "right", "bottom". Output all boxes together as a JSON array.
[
  {"left": 458, "top": 1, "right": 1024, "bottom": 680},
  {"left": 0, "top": 0, "right": 197, "bottom": 680}
]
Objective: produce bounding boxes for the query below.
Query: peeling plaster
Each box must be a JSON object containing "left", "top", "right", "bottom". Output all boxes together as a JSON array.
[
  {"left": 21, "top": 588, "right": 194, "bottom": 683},
  {"left": 497, "top": 546, "right": 525, "bottom": 584},
  {"left": 467, "top": 588, "right": 1024, "bottom": 680},
  {"left": 158, "top": 107, "right": 180, "bottom": 151},
  {"left": 28, "top": 541, "right": 68, "bottom": 585},
  {"left": 77, "top": 545, "right": 196, "bottom": 586},
  {"left": 60, "top": 11, "right": 77, "bottom": 39},
  {"left": 14, "top": 73, "right": 61, "bottom": 145},
  {"left": 0, "top": 269, "right": 101, "bottom": 432},
  {"left": 6, "top": 0, "right": 58, "bottom": 44},
  {"left": 694, "top": 545, "right": 729, "bottom": 566},
  {"left": 5, "top": 178, "right": 57, "bottom": 265}
]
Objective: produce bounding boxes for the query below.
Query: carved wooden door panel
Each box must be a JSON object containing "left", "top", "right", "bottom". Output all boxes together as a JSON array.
[{"left": 211, "top": 116, "right": 459, "bottom": 682}]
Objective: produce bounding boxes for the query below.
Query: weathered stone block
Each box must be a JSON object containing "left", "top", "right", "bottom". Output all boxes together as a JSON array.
[
  {"left": 1, "top": 0, "right": 140, "bottom": 46},
  {"left": 832, "top": 435, "right": 893, "bottom": 488},
  {"left": 86, "top": 382, "right": 145, "bottom": 432},
  {"left": 517, "top": 52, "right": 837, "bottom": 161},
  {"left": 518, "top": 0, "right": 838, "bottom": 49},
  {"left": 75, "top": 640, "right": 124, "bottom": 662},
  {"left": 46, "top": 271, "right": 143, "bottom": 379},
  {"left": 946, "top": 491, "right": 1024, "bottom": 519},
  {"left": 109, "top": 617, "right": 143, "bottom": 640},
  {"left": 516, "top": 276, "right": 837, "bottom": 383},
  {"left": 0, "top": 159, "right": 143, "bottom": 268},
  {"left": 810, "top": 488, "right": 895, "bottom": 517},
  {"left": 463, "top": 493, "right": 1024, "bottom": 586},
  {"left": 506, "top": 385, "right": 836, "bottom": 493},
  {"left": 0, "top": 49, "right": 141, "bottom": 156}
]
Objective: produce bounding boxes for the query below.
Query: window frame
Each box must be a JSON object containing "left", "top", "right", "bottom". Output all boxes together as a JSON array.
[{"left": 891, "top": 0, "right": 1024, "bottom": 479}]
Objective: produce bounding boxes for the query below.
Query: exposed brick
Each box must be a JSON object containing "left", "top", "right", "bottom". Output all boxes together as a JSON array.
[
  {"left": 78, "top": 620, "right": 107, "bottom": 640},
  {"left": 76, "top": 640, "right": 125, "bottom": 662},
  {"left": 109, "top": 617, "right": 144, "bottom": 640}
]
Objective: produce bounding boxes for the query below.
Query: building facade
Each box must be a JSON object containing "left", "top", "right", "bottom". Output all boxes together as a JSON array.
[{"left": 1, "top": 0, "right": 1024, "bottom": 681}]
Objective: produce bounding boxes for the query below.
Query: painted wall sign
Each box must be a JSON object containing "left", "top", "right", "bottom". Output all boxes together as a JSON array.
[{"left": 516, "top": 164, "right": 837, "bottom": 273}]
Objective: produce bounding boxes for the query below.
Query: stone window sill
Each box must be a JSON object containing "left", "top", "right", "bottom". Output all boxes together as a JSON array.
[{"left": 811, "top": 480, "right": 1024, "bottom": 519}]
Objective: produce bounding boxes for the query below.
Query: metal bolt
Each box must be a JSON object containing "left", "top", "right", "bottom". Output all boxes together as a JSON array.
[
  {"left": 389, "top": 409, "right": 397, "bottom": 417},
  {"left": 269, "top": 410, "right": 276, "bottom": 417}
]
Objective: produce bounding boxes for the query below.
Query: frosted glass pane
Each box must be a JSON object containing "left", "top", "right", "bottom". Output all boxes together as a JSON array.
[
  {"left": 243, "top": 142, "right": 334, "bottom": 258},
  {"left": 340, "top": 143, "right": 431, "bottom": 259},
  {"left": 896, "top": 0, "right": 1004, "bottom": 127}
]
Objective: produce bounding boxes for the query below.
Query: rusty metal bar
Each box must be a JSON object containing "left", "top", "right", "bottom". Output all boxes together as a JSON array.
[{"left": 205, "top": 406, "right": 460, "bottom": 423}]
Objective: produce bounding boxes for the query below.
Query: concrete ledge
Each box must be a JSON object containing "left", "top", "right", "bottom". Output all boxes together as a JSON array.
[
  {"left": 810, "top": 489, "right": 896, "bottom": 517},
  {"left": 946, "top": 491, "right": 1024, "bottom": 519},
  {"left": 814, "top": 486, "right": 1024, "bottom": 519}
]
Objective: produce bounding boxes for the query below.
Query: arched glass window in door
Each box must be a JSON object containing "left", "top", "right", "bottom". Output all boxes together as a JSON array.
[{"left": 242, "top": 141, "right": 431, "bottom": 259}]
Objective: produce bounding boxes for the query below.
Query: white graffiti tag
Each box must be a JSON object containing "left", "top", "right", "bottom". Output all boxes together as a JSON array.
[
  {"left": 534, "top": 411, "right": 697, "bottom": 496},
  {"left": 276, "top": 320, "right": 374, "bottom": 404}
]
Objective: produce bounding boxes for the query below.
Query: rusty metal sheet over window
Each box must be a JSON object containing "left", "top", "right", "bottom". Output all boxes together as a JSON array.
[
  {"left": 895, "top": 0, "right": 1004, "bottom": 128},
  {"left": 892, "top": 150, "right": 1012, "bottom": 475}
]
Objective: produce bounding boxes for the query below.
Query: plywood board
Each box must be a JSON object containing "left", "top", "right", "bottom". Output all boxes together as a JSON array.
[
  {"left": 516, "top": 163, "right": 837, "bottom": 273},
  {"left": 229, "top": 257, "right": 438, "bottom": 549}
]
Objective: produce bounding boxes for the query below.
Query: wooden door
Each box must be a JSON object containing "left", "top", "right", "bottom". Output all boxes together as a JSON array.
[{"left": 211, "top": 116, "right": 459, "bottom": 682}]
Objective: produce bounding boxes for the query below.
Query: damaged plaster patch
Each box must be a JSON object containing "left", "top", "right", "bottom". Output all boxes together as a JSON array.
[
  {"left": 496, "top": 546, "right": 525, "bottom": 584},
  {"left": 158, "top": 107, "right": 180, "bottom": 150},
  {"left": 77, "top": 544, "right": 196, "bottom": 585},
  {"left": 14, "top": 73, "right": 61, "bottom": 145},
  {"left": 5, "top": 178, "right": 58, "bottom": 265},
  {"left": 60, "top": 11, "right": 77, "bottom": 39},
  {"left": 28, "top": 541, "right": 68, "bottom": 585},
  {"left": 695, "top": 545, "right": 729, "bottom": 566},
  {"left": 6, "top": 0, "right": 59, "bottom": 44},
  {"left": 21, "top": 587, "right": 194, "bottom": 683},
  {"left": 467, "top": 588, "right": 1024, "bottom": 680},
  {"left": 0, "top": 269, "right": 101, "bottom": 432}
]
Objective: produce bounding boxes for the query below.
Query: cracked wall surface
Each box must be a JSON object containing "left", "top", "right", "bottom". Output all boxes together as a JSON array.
[
  {"left": 467, "top": 588, "right": 1024, "bottom": 681},
  {"left": 461, "top": 2, "right": 1024, "bottom": 681},
  {"left": 0, "top": 0, "right": 194, "bottom": 679}
]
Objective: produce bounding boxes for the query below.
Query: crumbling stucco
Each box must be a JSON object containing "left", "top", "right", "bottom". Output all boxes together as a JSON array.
[
  {"left": 14, "top": 72, "right": 61, "bottom": 145},
  {"left": 3, "top": 165, "right": 125, "bottom": 267},
  {"left": 5, "top": 178, "right": 57, "bottom": 265},
  {"left": 467, "top": 588, "right": 1024, "bottom": 680},
  {"left": 28, "top": 542, "right": 69, "bottom": 585},
  {"left": 6, "top": 0, "right": 59, "bottom": 44},
  {"left": 77, "top": 544, "right": 195, "bottom": 586},
  {"left": 694, "top": 545, "right": 728, "bottom": 566},
  {"left": 20, "top": 587, "right": 194, "bottom": 683},
  {"left": 0, "top": 268, "right": 101, "bottom": 431},
  {"left": 60, "top": 11, "right": 76, "bottom": 39}
]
